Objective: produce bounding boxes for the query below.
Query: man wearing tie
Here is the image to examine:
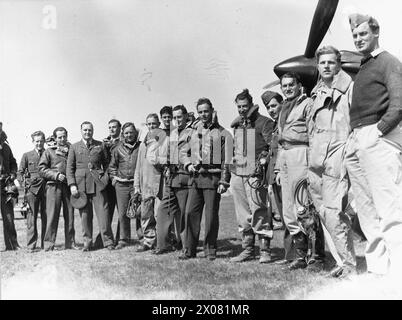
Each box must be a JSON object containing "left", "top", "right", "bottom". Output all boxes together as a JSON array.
[
  {"left": 18, "top": 131, "right": 47, "bottom": 251},
  {"left": 67, "top": 121, "right": 114, "bottom": 251}
]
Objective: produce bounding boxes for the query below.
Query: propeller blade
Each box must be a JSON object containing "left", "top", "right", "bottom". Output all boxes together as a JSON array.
[
  {"left": 304, "top": 0, "right": 339, "bottom": 58},
  {"left": 263, "top": 79, "right": 280, "bottom": 89},
  {"left": 273, "top": 55, "right": 318, "bottom": 91}
]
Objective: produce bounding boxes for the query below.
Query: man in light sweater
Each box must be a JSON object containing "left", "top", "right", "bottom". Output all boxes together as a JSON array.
[{"left": 345, "top": 14, "right": 402, "bottom": 275}]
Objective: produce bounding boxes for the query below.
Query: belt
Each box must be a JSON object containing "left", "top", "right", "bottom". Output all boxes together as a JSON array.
[{"left": 279, "top": 141, "right": 308, "bottom": 150}]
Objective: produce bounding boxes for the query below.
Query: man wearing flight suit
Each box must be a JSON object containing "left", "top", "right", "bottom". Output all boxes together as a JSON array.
[
  {"left": 308, "top": 45, "right": 357, "bottom": 277},
  {"left": 261, "top": 90, "right": 295, "bottom": 265},
  {"left": 18, "top": 131, "right": 47, "bottom": 251},
  {"left": 39, "top": 127, "right": 77, "bottom": 251},
  {"left": 0, "top": 122, "right": 20, "bottom": 250},
  {"left": 134, "top": 114, "right": 163, "bottom": 252},
  {"left": 275, "top": 73, "right": 325, "bottom": 270},
  {"left": 179, "top": 98, "right": 231, "bottom": 261},
  {"left": 67, "top": 121, "right": 114, "bottom": 251},
  {"left": 230, "top": 89, "right": 275, "bottom": 264}
]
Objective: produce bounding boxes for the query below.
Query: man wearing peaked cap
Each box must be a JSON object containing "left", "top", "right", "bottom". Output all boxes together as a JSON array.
[{"left": 345, "top": 13, "right": 402, "bottom": 275}]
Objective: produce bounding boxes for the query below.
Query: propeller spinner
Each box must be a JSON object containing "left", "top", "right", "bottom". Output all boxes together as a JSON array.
[{"left": 267, "top": 0, "right": 362, "bottom": 93}]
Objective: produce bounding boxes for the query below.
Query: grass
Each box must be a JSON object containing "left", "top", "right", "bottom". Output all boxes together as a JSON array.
[{"left": 0, "top": 194, "right": 368, "bottom": 300}]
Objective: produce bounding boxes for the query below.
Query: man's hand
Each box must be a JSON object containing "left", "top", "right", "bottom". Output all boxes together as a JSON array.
[
  {"left": 217, "top": 184, "right": 228, "bottom": 194},
  {"left": 13, "top": 179, "right": 21, "bottom": 188},
  {"left": 259, "top": 158, "right": 267, "bottom": 166},
  {"left": 377, "top": 128, "right": 383, "bottom": 137},
  {"left": 275, "top": 172, "right": 281, "bottom": 186},
  {"left": 70, "top": 185, "right": 78, "bottom": 196},
  {"left": 57, "top": 173, "right": 66, "bottom": 182},
  {"left": 187, "top": 164, "right": 197, "bottom": 173}
]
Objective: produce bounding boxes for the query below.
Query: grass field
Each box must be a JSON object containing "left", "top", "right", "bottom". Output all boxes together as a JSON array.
[{"left": 1, "top": 194, "right": 394, "bottom": 300}]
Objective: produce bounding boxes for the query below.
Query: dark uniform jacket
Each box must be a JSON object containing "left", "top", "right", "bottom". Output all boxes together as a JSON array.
[
  {"left": 66, "top": 139, "right": 109, "bottom": 194},
  {"left": 103, "top": 136, "right": 120, "bottom": 164},
  {"left": 18, "top": 149, "right": 46, "bottom": 195},
  {"left": 180, "top": 115, "right": 231, "bottom": 189},
  {"left": 0, "top": 141, "right": 17, "bottom": 180},
  {"left": 167, "top": 125, "right": 193, "bottom": 188},
  {"left": 38, "top": 144, "right": 70, "bottom": 185},
  {"left": 230, "top": 105, "right": 274, "bottom": 176},
  {"left": 108, "top": 141, "right": 140, "bottom": 181}
]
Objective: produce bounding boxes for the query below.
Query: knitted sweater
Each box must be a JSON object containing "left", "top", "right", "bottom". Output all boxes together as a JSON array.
[{"left": 350, "top": 50, "right": 402, "bottom": 134}]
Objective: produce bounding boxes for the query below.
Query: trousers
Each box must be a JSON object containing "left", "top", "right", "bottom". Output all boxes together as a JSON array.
[
  {"left": 79, "top": 189, "right": 114, "bottom": 248},
  {"left": 185, "top": 188, "right": 221, "bottom": 257},
  {"left": 156, "top": 185, "right": 188, "bottom": 250},
  {"left": 231, "top": 174, "right": 273, "bottom": 238},
  {"left": 43, "top": 183, "right": 75, "bottom": 249},
  {"left": 26, "top": 190, "right": 46, "bottom": 249},
  {"left": 345, "top": 123, "right": 402, "bottom": 274}
]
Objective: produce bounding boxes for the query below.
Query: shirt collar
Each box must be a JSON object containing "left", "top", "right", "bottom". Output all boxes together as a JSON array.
[
  {"left": 371, "top": 47, "right": 384, "bottom": 57},
  {"left": 361, "top": 48, "right": 384, "bottom": 65},
  {"left": 82, "top": 139, "right": 93, "bottom": 147}
]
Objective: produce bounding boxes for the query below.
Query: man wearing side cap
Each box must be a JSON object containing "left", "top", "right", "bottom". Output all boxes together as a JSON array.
[
  {"left": 261, "top": 90, "right": 295, "bottom": 265},
  {"left": 67, "top": 121, "right": 114, "bottom": 251},
  {"left": 39, "top": 127, "right": 77, "bottom": 251},
  {"left": 18, "top": 131, "right": 47, "bottom": 251},
  {"left": 345, "top": 14, "right": 402, "bottom": 275}
]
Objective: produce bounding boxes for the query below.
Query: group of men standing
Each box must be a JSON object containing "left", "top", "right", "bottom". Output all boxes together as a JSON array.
[{"left": 1, "top": 13, "right": 402, "bottom": 278}]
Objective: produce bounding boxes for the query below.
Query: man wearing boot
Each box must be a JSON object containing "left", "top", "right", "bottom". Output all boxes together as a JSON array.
[
  {"left": 275, "top": 72, "right": 325, "bottom": 270},
  {"left": 230, "top": 89, "right": 275, "bottom": 264},
  {"left": 261, "top": 90, "right": 295, "bottom": 265}
]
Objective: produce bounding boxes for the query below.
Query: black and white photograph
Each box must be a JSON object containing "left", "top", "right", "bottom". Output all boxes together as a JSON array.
[{"left": 1, "top": 0, "right": 402, "bottom": 302}]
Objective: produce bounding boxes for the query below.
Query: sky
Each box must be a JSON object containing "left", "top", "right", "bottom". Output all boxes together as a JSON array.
[{"left": 1, "top": 0, "right": 401, "bottom": 161}]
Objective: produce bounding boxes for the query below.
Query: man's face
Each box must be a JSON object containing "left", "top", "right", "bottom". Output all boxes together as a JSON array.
[
  {"left": 280, "top": 77, "right": 301, "bottom": 100},
  {"left": 265, "top": 98, "right": 282, "bottom": 120},
  {"left": 173, "top": 110, "right": 188, "bottom": 129},
  {"left": 81, "top": 124, "right": 93, "bottom": 141},
  {"left": 32, "top": 135, "right": 45, "bottom": 151},
  {"left": 352, "top": 21, "right": 379, "bottom": 55},
  {"left": 108, "top": 121, "right": 121, "bottom": 139},
  {"left": 55, "top": 130, "right": 67, "bottom": 146},
  {"left": 123, "top": 126, "right": 136, "bottom": 143},
  {"left": 161, "top": 113, "right": 172, "bottom": 129},
  {"left": 317, "top": 53, "right": 340, "bottom": 83},
  {"left": 197, "top": 103, "right": 213, "bottom": 125},
  {"left": 236, "top": 98, "right": 252, "bottom": 118},
  {"left": 146, "top": 117, "right": 160, "bottom": 131}
]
